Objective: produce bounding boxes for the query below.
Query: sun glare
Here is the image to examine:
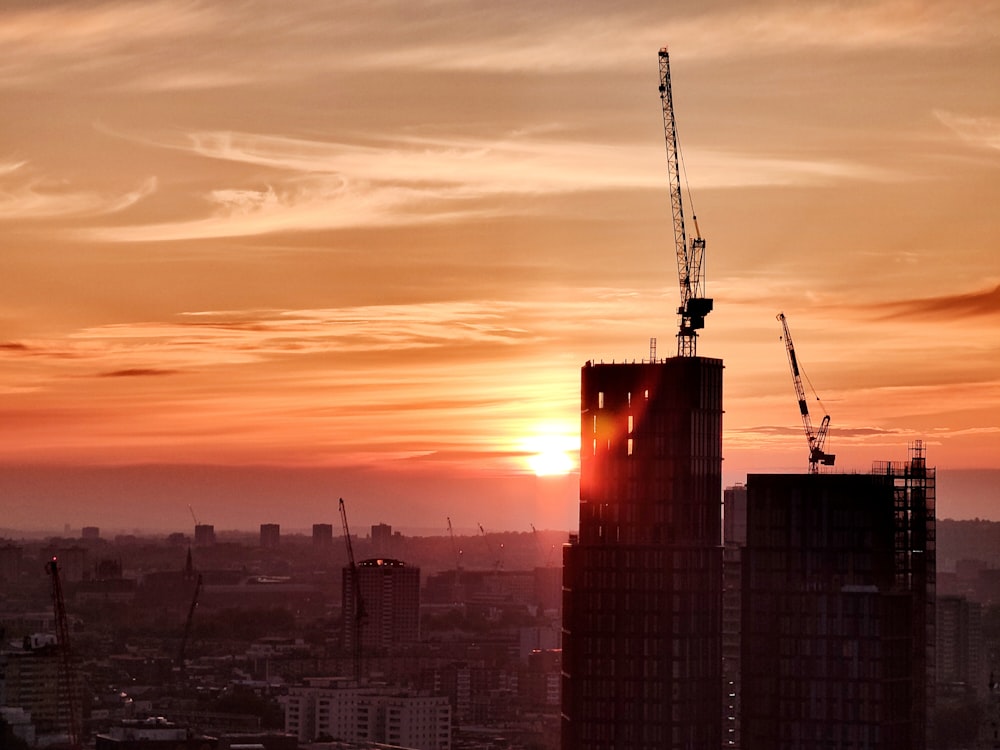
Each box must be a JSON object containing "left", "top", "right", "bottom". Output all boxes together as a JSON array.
[{"left": 522, "top": 429, "right": 578, "bottom": 476}]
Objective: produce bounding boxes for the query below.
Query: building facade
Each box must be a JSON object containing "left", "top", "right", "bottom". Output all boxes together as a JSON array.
[
  {"left": 312, "top": 523, "right": 333, "bottom": 547},
  {"left": 343, "top": 558, "right": 420, "bottom": 655},
  {"left": 741, "top": 443, "right": 935, "bottom": 749},
  {"left": 562, "top": 357, "right": 724, "bottom": 749},
  {"left": 193, "top": 524, "right": 215, "bottom": 546},
  {"left": 937, "top": 594, "right": 985, "bottom": 699},
  {"left": 723, "top": 483, "right": 747, "bottom": 749},
  {"left": 283, "top": 677, "right": 451, "bottom": 749},
  {"left": 260, "top": 523, "right": 280, "bottom": 548}
]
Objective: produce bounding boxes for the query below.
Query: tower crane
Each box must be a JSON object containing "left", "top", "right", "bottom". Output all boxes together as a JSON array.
[
  {"left": 478, "top": 523, "right": 503, "bottom": 571},
  {"left": 659, "top": 47, "right": 712, "bottom": 357},
  {"left": 176, "top": 573, "right": 203, "bottom": 673},
  {"left": 46, "top": 558, "right": 82, "bottom": 750},
  {"left": 446, "top": 517, "right": 463, "bottom": 602},
  {"left": 777, "top": 312, "right": 835, "bottom": 474},
  {"left": 446, "top": 517, "right": 462, "bottom": 572},
  {"left": 339, "top": 497, "right": 366, "bottom": 680}
]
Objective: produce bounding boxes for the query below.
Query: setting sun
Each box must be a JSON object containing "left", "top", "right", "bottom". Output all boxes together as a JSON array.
[{"left": 521, "top": 429, "right": 579, "bottom": 476}]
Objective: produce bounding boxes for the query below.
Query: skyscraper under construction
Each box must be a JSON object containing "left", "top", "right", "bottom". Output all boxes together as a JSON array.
[
  {"left": 740, "top": 442, "right": 935, "bottom": 748},
  {"left": 562, "top": 355, "right": 724, "bottom": 749}
]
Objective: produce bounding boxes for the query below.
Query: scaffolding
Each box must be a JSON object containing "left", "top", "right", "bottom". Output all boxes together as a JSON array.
[{"left": 873, "top": 439, "right": 936, "bottom": 746}]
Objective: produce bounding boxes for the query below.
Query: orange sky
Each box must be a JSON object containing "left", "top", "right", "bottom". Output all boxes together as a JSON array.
[{"left": 1, "top": 1, "right": 998, "bottom": 532}]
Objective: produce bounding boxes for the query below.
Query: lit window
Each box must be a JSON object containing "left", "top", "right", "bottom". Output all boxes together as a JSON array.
[{"left": 598, "top": 391, "right": 604, "bottom": 409}]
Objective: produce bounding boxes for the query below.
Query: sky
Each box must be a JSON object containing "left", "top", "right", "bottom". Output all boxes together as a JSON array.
[{"left": 1, "top": 0, "right": 998, "bottom": 534}]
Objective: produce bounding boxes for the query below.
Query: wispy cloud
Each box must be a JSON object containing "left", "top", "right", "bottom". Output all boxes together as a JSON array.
[
  {"left": 99, "top": 368, "right": 180, "bottom": 378},
  {"left": 352, "top": 1, "right": 995, "bottom": 72},
  {"left": 934, "top": 111, "right": 1000, "bottom": 152},
  {"left": 0, "top": 1, "right": 224, "bottom": 88},
  {"left": 88, "top": 130, "right": 900, "bottom": 242},
  {"left": 0, "top": 163, "right": 155, "bottom": 220},
  {"left": 0, "top": 0, "right": 992, "bottom": 95},
  {"left": 878, "top": 284, "right": 1000, "bottom": 319}
]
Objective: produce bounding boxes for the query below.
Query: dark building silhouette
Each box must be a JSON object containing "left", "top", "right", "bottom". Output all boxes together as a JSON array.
[
  {"left": 193, "top": 524, "right": 215, "bottom": 546},
  {"left": 722, "top": 483, "right": 747, "bottom": 749},
  {"left": 312, "top": 523, "right": 333, "bottom": 547},
  {"left": 0, "top": 543, "right": 22, "bottom": 583},
  {"left": 936, "top": 594, "right": 985, "bottom": 699},
  {"left": 343, "top": 558, "right": 420, "bottom": 655},
  {"left": 371, "top": 522, "right": 394, "bottom": 557},
  {"left": 562, "top": 357, "right": 724, "bottom": 749},
  {"left": 260, "top": 523, "right": 280, "bottom": 548},
  {"left": 741, "top": 443, "right": 935, "bottom": 749}
]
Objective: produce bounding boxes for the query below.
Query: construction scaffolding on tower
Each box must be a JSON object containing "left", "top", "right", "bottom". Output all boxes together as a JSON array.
[{"left": 872, "top": 440, "right": 936, "bottom": 734}]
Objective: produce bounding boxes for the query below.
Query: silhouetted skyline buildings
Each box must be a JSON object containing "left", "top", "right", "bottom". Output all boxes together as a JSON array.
[
  {"left": 562, "top": 349, "right": 937, "bottom": 748},
  {"left": 562, "top": 357, "right": 724, "bottom": 748}
]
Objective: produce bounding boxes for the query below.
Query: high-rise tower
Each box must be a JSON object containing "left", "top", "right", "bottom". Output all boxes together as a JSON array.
[
  {"left": 562, "top": 356, "right": 724, "bottom": 749},
  {"left": 740, "top": 442, "right": 935, "bottom": 748}
]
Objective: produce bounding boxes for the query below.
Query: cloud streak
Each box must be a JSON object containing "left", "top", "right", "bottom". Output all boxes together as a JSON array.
[
  {"left": 935, "top": 111, "right": 1000, "bottom": 152},
  {"left": 0, "top": 163, "right": 155, "bottom": 220},
  {"left": 878, "top": 285, "right": 1000, "bottom": 320},
  {"left": 87, "top": 130, "right": 900, "bottom": 242}
]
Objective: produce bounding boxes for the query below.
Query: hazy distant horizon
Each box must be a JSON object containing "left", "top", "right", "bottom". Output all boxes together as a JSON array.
[{"left": 0, "top": 463, "right": 994, "bottom": 537}]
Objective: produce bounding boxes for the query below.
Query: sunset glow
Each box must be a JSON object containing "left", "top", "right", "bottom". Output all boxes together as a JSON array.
[
  {"left": 522, "top": 431, "right": 579, "bottom": 477},
  {"left": 0, "top": 1, "right": 998, "bottom": 531}
]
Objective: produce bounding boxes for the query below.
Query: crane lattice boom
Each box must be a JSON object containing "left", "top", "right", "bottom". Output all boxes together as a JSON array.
[
  {"left": 47, "top": 558, "right": 82, "bottom": 749},
  {"left": 339, "top": 498, "right": 366, "bottom": 680},
  {"left": 777, "top": 312, "right": 835, "bottom": 473},
  {"left": 659, "top": 47, "right": 712, "bottom": 357}
]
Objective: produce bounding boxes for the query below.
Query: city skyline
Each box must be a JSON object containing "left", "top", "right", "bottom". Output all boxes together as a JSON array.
[{"left": 1, "top": 1, "right": 998, "bottom": 531}]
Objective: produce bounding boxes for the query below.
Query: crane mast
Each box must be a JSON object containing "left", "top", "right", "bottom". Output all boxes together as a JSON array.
[
  {"left": 177, "top": 573, "right": 203, "bottom": 672},
  {"left": 47, "top": 558, "right": 82, "bottom": 749},
  {"left": 659, "top": 47, "right": 712, "bottom": 357},
  {"left": 777, "top": 312, "right": 835, "bottom": 473},
  {"left": 339, "top": 498, "right": 366, "bottom": 680}
]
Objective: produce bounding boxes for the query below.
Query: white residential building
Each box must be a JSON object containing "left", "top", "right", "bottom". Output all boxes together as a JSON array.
[{"left": 282, "top": 677, "right": 450, "bottom": 750}]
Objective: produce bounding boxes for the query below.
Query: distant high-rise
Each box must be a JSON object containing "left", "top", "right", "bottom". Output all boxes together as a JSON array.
[
  {"left": 371, "top": 522, "right": 393, "bottom": 557},
  {"left": 260, "top": 523, "right": 280, "bottom": 548},
  {"left": 342, "top": 558, "right": 420, "bottom": 655},
  {"left": 562, "top": 357, "right": 724, "bottom": 749},
  {"left": 312, "top": 523, "right": 333, "bottom": 547},
  {"left": 741, "top": 443, "right": 935, "bottom": 749},
  {"left": 0, "top": 543, "right": 22, "bottom": 583},
  {"left": 81, "top": 526, "right": 100, "bottom": 540},
  {"left": 193, "top": 524, "right": 215, "bottom": 546},
  {"left": 937, "top": 594, "right": 985, "bottom": 700}
]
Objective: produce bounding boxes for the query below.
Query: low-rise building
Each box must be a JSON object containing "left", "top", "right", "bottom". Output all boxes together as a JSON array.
[{"left": 282, "top": 678, "right": 450, "bottom": 750}]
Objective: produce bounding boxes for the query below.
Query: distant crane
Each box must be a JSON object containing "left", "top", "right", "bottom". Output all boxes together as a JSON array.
[
  {"left": 447, "top": 517, "right": 462, "bottom": 571},
  {"left": 478, "top": 523, "right": 503, "bottom": 571},
  {"left": 659, "top": 47, "right": 712, "bottom": 357},
  {"left": 446, "top": 517, "right": 463, "bottom": 602},
  {"left": 176, "top": 573, "right": 203, "bottom": 673},
  {"left": 339, "top": 498, "right": 366, "bottom": 680},
  {"left": 531, "top": 524, "right": 556, "bottom": 568},
  {"left": 777, "top": 312, "right": 835, "bottom": 473},
  {"left": 188, "top": 504, "right": 199, "bottom": 526},
  {"left": 46, "top": 558, "right": 82, "bottom": 749}
]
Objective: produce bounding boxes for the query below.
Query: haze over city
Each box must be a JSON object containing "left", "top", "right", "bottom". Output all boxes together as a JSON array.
[{"left": 1, "top": 1, "right": 998, "bottom": 532}]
